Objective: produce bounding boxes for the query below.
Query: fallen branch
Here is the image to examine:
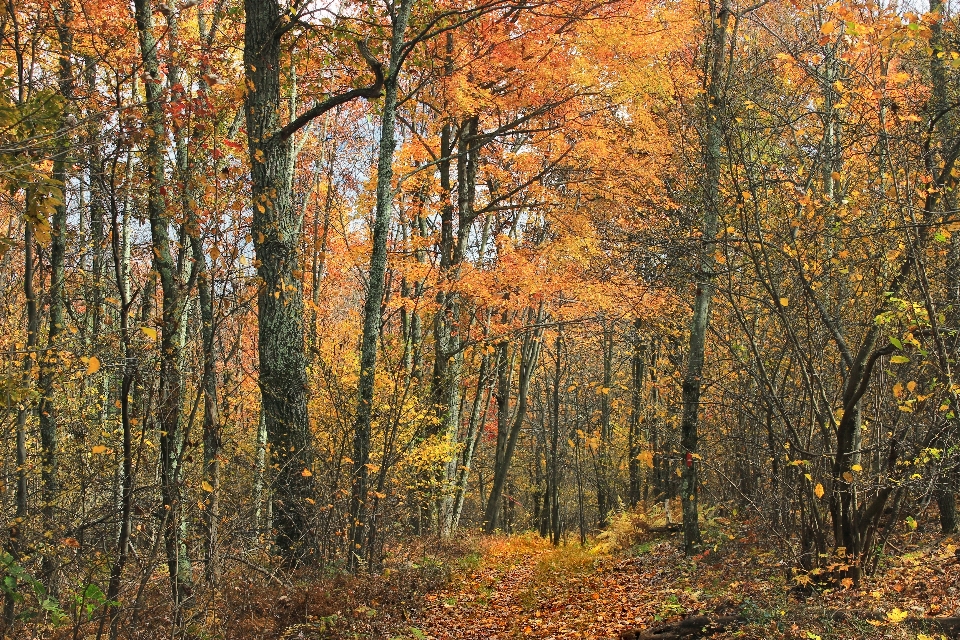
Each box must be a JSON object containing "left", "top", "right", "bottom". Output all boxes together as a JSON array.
[{"left": 618, "top": 615, "right": 742, "bottom": 640}]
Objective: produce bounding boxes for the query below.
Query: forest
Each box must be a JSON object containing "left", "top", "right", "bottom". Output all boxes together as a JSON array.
[{"left": 0, "top": 0, "right": 959, "bottom": 638}]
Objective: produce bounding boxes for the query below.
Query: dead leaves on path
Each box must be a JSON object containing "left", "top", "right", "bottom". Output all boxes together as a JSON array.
[
  {"left": 417, "top": 535, "right": 723, "bottom": 639},
  {"left": 414, "top": 532, "right": 960, "bottom": 640}
]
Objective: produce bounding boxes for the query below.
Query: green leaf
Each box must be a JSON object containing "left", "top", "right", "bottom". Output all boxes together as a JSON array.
[
  {"left": 889, "top": 336, "right": 903, "bottom": 350},
  {"left": 890, "top": 355, "right": 910, "bottom": 364}
]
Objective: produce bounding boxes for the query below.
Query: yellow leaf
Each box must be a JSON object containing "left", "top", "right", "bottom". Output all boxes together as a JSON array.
[
  {"left": 301, "top": 468, "right": 313, "bottom": 477},
  {"left": 85, "top": 356, "right": 101, "bottom": 375},
  {"left": 886, "top": 608, "right": 908, "bottom": 623},
  {"left": 201, "top": 481, "right": 214, "bottom": 492},
  {"left": 141, "top": 327, "right": 158, "bottom": 340},
  {"left": 890, "top": 355, "right": 911, "bottom": 364},
  {"left": 821, "top": 20, "right": 837, "bottom": 34},
  {"left": 851, "top": 464, "right": 862, "bottom": 472},
  {"left": 636, "top": 450, "right": 654, "bottom": 469},
  {"left": 91, "top": 445, "right": 108, "bottom": 454},
  {"left": 814, "top": 483, "right": 825, "bottom": 498}
]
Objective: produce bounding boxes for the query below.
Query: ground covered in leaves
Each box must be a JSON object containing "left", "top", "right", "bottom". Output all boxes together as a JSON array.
[
  {"left": 405, "top": 523, "right": 959, "bottom": 640},
  {"left": 38, "top": 518, "right": 959, "bottom": 639}
]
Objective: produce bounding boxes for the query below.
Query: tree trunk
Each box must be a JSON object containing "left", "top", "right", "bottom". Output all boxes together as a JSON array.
[
  {"left": 450, "top": 346, "right": 493, "bottom": 532},
  {"left": 6, "top": 220, "right": 37, "bottom": 627},
  {"left": 549, "top": 329, "right": 563, "bottom": 544},
  {"left": 133, "top": 0, "right": 193, "bottom": 604},
  {"left": 244, "top": 0, "right": 382, "bottom": 561},
  {"left": 930, "top": 0, "right": 958, "bottom": 535},
  {"left": 38, "top": 3, "right": 74, "bottom": 595},
  {"left": 104, "top": 173, "right": 137, "bottom": 640},
  {"left": 245, "top": 0, "right": 315, "bottom": 559},
  {"left": 484, "top": 307, "right": 544, "bottom": 532},
  {"left": 678, "top": 0, "right": 731, "bottom": 554},
  {"left": 629, "top": 320, "right": 647, "bottom": 508},
  {"left": 349, "top": 0, "right": 413, "bottom": 570},
  {"left": 597, "top": 320, "right": 614, "bottom": 526}
]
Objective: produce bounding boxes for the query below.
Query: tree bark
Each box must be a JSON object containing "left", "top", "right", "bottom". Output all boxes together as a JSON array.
[
  {"left": 38, "top": 1, "right": 74, "bottom": 596},
  {"left": 450, "top": 343, "right": 494, "bottom": 533},
  {"left": 629, "top": 320, "right": 647, "bottom": 508},
  {"left": 929, "top": 0, "right": 958, "bottom": 535},
  {"left": 245, "top": 0, "right": 383, "bottom": 561},
  {"left": 484, "top": 307, "right": 544, "bottom": 532},
  {"left": 678, "top": 0, "right": 731, "bottom": 554},
  {"left": 133, "top": 0, "right": 194, "bottom": 604},
  {"left": 597, "top": 320, "right": 615, "bottom": 526},
  {"left": 349, "top": 0, "right": 413, "bottom": 570}
]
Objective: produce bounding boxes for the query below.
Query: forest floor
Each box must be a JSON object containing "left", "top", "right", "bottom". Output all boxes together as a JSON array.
[
  {"left": 47, "top": 513, "right": 960, "bottom": 639},
  {"left": 404, "top": 521, "right": 960, "bottom": 640}
]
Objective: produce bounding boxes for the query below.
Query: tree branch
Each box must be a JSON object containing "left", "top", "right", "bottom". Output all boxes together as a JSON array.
[{"left": 273, "top": 39, "right": 383, "bottom": 143}]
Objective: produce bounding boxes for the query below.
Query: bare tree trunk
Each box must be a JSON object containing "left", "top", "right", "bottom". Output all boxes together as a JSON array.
[
  {"left": 253, "top": 411, "right": 268, "bottom": 535},
  {"left": 450, "top": 342, "right": 494, "bottom": 532},
  {"left": 103, "top": 179, "right": 137, "bottom": 640},
  {"left": 191, "top": 236, "right": 221, "bottom": 580},
  {"left": 549, "top": 329, "right": 564, "bottom": 544}
]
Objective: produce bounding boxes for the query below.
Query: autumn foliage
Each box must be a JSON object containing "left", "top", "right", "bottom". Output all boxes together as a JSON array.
[{"left": 0, "top": 0, "right": 957, "bottom": 637}]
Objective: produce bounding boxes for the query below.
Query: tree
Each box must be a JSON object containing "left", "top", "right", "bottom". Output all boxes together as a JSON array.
[{"left": 243, "top": 0, "right": 383, "bottom": 560}]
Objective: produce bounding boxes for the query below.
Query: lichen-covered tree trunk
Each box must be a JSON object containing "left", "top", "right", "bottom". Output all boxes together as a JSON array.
[
  {"left": 349, "top": 0, "right": 413, "bottom": 570},
  {"left": 244, "top": 0, "right": 313, "bottom": 560},
  {"left": 244, "top": 0, "right": 382, "bottom": 562},
  {"left": 679, "top": 0, "right": 731, "bottom": 554},
  {"left": 38, "top": 1, "right": 74, "bottom": 596},
  {"left": 930, "top": 0, "right": 958, "bottom": 535},
  {"left": 133, "top": 0, "right": 193, "bottom": 603}
]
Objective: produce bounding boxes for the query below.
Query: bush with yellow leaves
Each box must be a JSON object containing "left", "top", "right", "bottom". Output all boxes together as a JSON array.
[{"left": 590, "top": 504, "right": 658, "bottom": 555}]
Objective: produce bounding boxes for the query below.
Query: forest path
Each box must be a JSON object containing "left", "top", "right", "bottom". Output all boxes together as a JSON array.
[
  {"left": 414, "top": 533, "right": 705, "bottom": 639},
  {"left": 411, "top": 529, "right": 960, "bottom": 640}
]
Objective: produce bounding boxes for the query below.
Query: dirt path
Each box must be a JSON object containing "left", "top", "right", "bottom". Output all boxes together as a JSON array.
[
  {"left": 415, "top": 535, "right": 698, "bottom": 639},
  {"left": 412, "top": 532, "right": 960, "bottom": 640}
]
